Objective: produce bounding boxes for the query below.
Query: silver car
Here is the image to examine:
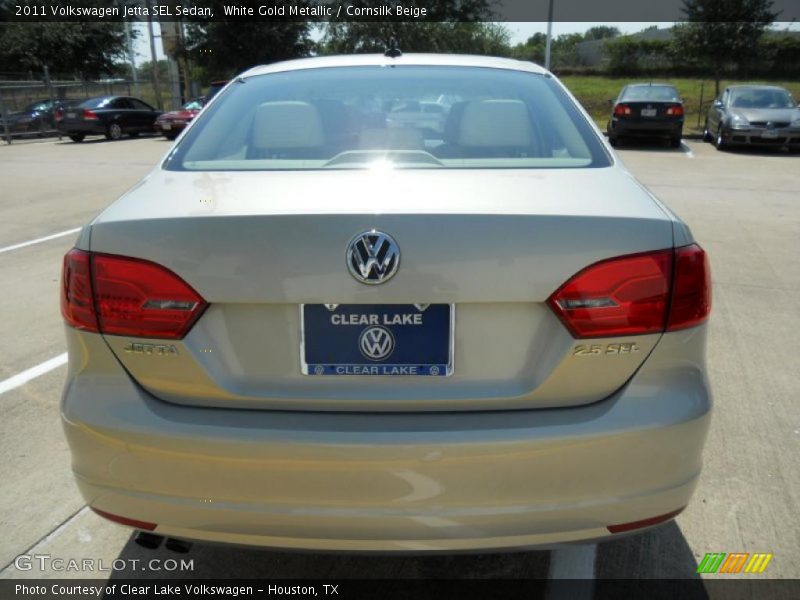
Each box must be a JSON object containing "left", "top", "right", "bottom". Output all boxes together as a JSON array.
[
  {"left": 704, "top": 84, "right": 800, "bottom": 151},
  {"left": 60, "top": 54, "right": 712, "bottom": 552}
]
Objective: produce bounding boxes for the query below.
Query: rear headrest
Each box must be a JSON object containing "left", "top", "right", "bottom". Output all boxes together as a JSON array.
[
  {"left": 251, "top": 101, "right": 324, "bottom": 149},
  {"left": 358, "top": 128, "right": 423, "bottom": 150},
  {"left": 457, "top": 100, "right": 533, "bottom": 147}
]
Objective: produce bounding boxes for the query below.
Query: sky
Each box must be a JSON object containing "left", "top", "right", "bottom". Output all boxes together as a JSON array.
[{"left": 132, "top": 21, "right": 800, "bottom": 67}]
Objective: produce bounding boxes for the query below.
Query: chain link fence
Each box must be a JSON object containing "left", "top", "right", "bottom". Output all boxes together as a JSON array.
[{"left": 0, "top": 72, "right": 138, "bottom": 143}]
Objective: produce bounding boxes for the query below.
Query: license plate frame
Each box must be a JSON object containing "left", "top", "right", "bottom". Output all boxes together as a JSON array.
[
  {"left": 161, "top": 122, "right": 172, "bottom": 130},
  {"left": 300, "top": 304, "right": 455, "bottom": 376},
  {"left": 640, "top": 108, "right": 657, "bottom": 117},
  {"left": 66, "top": 112, "right": 76, "bottom": 119},
  {"left": 761, "top": 129, "right": 778, "bottom": 139}
]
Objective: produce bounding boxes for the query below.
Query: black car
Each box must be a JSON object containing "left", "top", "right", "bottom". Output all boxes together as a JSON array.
[
  {"left": 607, "top": 83, "right": 684, "bottom": 148},
  {"left": 58, "top": 96, "right": 162, "bottom": 142},
  {"left": 2, "top": 99, "right": 59, "bottom": 135}
]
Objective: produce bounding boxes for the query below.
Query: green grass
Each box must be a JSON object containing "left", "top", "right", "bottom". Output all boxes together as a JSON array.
[{"left": 560, "top": 76, "right": 800, "bottom": 134}]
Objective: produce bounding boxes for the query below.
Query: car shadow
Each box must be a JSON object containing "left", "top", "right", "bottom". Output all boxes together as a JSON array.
[
  {"left": 107, "top": 534, "right": 551, "bottom": 579},
  {"left": 594, "top": 521, "right": 708, "bottom": 599},
  {"left": 612, "top": 136, "right": 692, "bottom": 154},
  {"left": 104, "top": 520, "right": 705, "bottom": 590},
  {"left": 714, "top": 143, "right": 799, "bottom": 158}
]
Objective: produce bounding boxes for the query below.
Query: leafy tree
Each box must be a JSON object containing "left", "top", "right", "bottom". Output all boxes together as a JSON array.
[
  {"left": 319, "top": 0, "right": 502, "bottom": 55},
  {"left": 673, "top": 0, "right": 777, "bottom": 95},
  {"left": 320, "top": 22, "right": 510, "bottom": 56},
  {"left": 583, "top": 26, "right": 620, "bottom": 41},
  {"left": 511, "top": 33, "right": 546, "bottom": 63},
  {"left": 0, "top": 22, "right": 128, "bottom": 78},
  {"left": 186, "top": 21, "right": 313, "bottom": 82},
  {"left": 136, "top": 59, "right": 169, "bottom": 83}
]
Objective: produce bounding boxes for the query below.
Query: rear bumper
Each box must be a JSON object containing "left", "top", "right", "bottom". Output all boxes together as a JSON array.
[
  {"left": 61, "top": 327, "right": 711, "bottom": 552},
  {"left": 608, "top": 118, "right": 683, "bottom": 138},
  {"left": 58, "top": 122, "right": 106, "bottom": 136}
]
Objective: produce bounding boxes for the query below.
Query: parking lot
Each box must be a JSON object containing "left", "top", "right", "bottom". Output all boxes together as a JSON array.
[{"left": 0, "top": 136, "right": 797, "bottom": 586}]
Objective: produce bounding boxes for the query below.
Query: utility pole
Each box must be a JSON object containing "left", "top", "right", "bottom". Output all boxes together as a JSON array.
[
  {"left": 545, "top": 0, "right": 555, "bottom": 71},
  {"left": 147, "top": 2, "right": 163, "bottom": 110},
  {"left": 123, "top": 17, "right": 140, "bottom": 96}
]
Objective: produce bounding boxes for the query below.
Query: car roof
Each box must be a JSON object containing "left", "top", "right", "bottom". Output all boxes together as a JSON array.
[
  {"left": 240, "top": 54, "right": 547, "bottom": 79},
  {"left": 626, "top": 83, "right": 677, "bottom": 88},
  {"left": 727, "top": 84, "right": 789, "bottom": 91}
]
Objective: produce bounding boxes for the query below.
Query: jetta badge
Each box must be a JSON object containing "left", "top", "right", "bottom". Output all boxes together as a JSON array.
[{"left": 346, "top": 230, "right": 400, "bottom": 284}]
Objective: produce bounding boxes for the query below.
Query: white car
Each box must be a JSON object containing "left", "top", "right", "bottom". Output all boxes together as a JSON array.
[{"left": 60, "top": 53, "right": 712, "bottom": 551}]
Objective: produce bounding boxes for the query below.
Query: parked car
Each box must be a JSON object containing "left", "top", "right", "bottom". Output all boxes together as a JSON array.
[
  {"left": 607, "top": 83, "right": 684, "bottom": 148},
  {"left": 155, "top": 98, "right": 204, "bottom": 140},
  {"left": 60, "top": 54, "right": 712, "bottom": 552},
  {"left": 1, "top": 99, "right": 59, "bottom": 135},
  {"left": 57, "top": 96, "right": 162, "bottom": 142},
  {"left": 704, "top": 84, "right": 800, "bottom": 151}
]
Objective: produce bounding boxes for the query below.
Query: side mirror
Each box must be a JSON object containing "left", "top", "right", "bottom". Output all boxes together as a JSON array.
[{"left": 713, "top": 100, "right": 724, "bottom": 109}]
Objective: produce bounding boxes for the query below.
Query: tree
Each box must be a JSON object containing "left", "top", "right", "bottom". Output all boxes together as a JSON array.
[
  {"left": 511, "top": 33, "right": 547, "bottom": 63},
  {"left": 673, "top": 0, "right": 777, "bottom": 95},
  {"left": 0, "top": 22, "right": 128, "bottom": 78},
  {"left": 583, "top": 26, "right": 620, "bottom": 41},
  {"left": 186, "top": 21, "right": 313, "bottom": 82},
  {"left": 319, "top": 0, "right": 503, "bottom": 55},
  {"left": 320, "top": 22, "right": 510, "bottom": 56}
]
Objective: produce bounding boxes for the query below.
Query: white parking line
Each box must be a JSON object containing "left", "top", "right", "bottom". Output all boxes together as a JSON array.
[
  {"left": 0, "top": 353, "right": 67, "bottom": 396},
  {"left": 681, "top": 142, "right": 695, "bottom": 158},
  {"left": 0, "top": 227, "right": 81, "bottom": 255},
  {"left": 546, "top": 544, "right": 597, "bottom": 600}
]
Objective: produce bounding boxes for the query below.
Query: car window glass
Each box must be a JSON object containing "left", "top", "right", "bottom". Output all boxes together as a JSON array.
[
  {"left": 129, "top": 99, "right": 154, "bottom": 111},
  {"left": 167, "top": 66, "right": 610, "bottom": 172},
  {"left": 621, "top": 85, "right": 681, "bottom": 102},
  {"left": 729, "top": 88, "right": 795, "bottom": 109},
  {"left": 111, "top": 98, "right": 134, "bottom": 109},
  {"left": 80, "top": 97, "right": 113, "bottom": 109}
]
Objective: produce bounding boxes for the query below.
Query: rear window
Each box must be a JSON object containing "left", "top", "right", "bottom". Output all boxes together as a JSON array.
[
  {"left": 621, "top": 85, "right": 681, "bottom": 102},
  {"left": 165, "top": 66, "right": 610, "bottom": 171},
  {"left": 79, "top": 97, "right": 112, "bottom": 109}
]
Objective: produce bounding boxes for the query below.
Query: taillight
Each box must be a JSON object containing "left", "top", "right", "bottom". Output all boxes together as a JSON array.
[
  {"left": 54, "top": 108, "right": 63, "bottom": 122},
  {"left": 666, "top": 104, "right": 684, "bottom": 117},
  {"left": 667, "top": 245, "right": 711, "bottom": 331},
  {"left": 548, "top": 244, "right": 710, "bottom": 339},
  {"left": 61, "top": 249, "right": 99, "bottom": 332},
  {"left": 613, "top": 103, "right": 632, "bottom": 116},
  {"left": 60, "top": 250, "right": 207, "bottom": 340},
  {"left": 83, "top": 109, "right": 99, "bottom": 120}
]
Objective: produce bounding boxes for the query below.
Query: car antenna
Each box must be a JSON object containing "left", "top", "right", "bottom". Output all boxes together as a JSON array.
[{"left": 384, "top": 38, "right": 402, "bottom": 58}]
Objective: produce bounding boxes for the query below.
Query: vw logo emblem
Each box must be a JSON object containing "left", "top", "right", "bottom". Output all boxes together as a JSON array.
[
  {"left": 359, "top": 326, "right": 395, "bottom": 361},
  {"left": 347, "top": 230, "right": 400, "bottom": 284}
]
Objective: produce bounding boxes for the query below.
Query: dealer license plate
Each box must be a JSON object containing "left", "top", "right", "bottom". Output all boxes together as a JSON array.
[{"left": 301, "top": 304, "right": 453, "bottom": 376}]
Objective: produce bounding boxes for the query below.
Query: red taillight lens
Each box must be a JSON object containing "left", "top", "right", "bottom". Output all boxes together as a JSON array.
[
  {"left": 666, "top": 104, "right": 684, "bottom": 117},
  {"left": 93, "top": 254, "right": 207, "bottom": 339},
  {"left": 92, "top": 508, "right": 157, "bottom": 531},
  {"left": 667, "top": 244, "right": 711, "bottom": 331},
  {"left": 60, "top": 250, "right": 207, "bottom": 340},
  {"left": 55, "top": 108, "right": 63, "bottom": 122},
  {"left": 548, "top": 250, "right": 673, "bottom": 338},
  {"left": 83, "top": 109, "right": 99, "bottom": 120},
  {"left": 61, "top": 249, "right": 99, "bottom": 332},
  {"left": 548, "top": 245, "right": 711, "bottom": 339},
  {"left": 613, "top": 103, "right": 632, "bottom": 116}
]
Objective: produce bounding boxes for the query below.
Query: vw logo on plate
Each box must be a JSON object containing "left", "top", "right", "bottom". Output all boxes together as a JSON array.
[
  {"left": 359, "top": 326, "right": 395, "bottom": 361},
  {"left": 347, "top": 230, "right": 400, "bottom": 285}
]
